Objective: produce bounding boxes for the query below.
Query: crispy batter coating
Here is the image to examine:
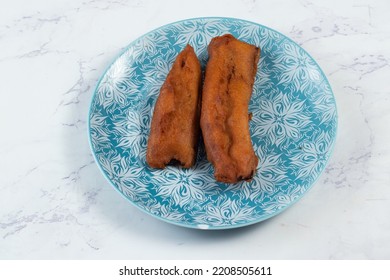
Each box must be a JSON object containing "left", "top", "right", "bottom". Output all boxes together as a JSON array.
[
  {"left": 146, "top": 45, "right": 201, "bottom": 168},
  {"left": 200, "top": 34, "right": 260, "bottom": 183}
]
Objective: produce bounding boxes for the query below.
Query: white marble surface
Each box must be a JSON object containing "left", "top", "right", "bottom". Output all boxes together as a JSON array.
[{"left": 1, "top": 0, "right": 389, "bottom": 259}]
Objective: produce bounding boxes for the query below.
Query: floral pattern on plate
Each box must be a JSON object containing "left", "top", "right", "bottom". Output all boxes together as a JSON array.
[{"left": 89, "top": 17, "right": 337, "bottom": 229}]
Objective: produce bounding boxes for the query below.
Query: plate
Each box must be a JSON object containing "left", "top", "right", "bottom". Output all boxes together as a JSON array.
[{"left": 88, "top": 17, "right": 337, "bottom": 229}]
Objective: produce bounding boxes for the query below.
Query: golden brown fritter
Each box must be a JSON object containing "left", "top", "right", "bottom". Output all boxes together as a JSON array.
[
  {"left": 146, "top": 45, "right": 202, "bottom": 169},
  {"left": 200, "top": 34, "right": 260, "bottom": 183}
]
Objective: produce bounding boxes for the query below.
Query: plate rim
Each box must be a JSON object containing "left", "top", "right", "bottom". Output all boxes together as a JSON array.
[{"left": 87, "top": 16, "right": 338, "bottom": 230}]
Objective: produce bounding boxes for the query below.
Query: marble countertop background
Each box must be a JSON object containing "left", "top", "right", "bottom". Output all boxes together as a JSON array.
[{"left": 1, "top": 0, "right": 389, "bottom": 259}]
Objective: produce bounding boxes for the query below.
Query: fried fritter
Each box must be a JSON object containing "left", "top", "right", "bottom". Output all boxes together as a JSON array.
[
  {"left": 146, "top": 45, "right": 201, "bottom": 168},
  {"left": 200, "top": 34, "right": 260, "bottom": 183}
]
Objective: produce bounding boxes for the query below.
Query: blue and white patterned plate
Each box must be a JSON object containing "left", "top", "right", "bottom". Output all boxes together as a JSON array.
[{"left": 88, "top": 17, "right": 337, "bottom": 230}]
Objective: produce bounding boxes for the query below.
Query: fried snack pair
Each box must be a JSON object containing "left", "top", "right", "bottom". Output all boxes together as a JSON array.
[
  {"left": 201, "top": 34, "right": 260, "bottom": 183},
  {"left": 146, "top": 45, "right": 202, "bottom": 168},
  {"left": 147, "top": 35, "right": 260, "bottom": 184}
]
